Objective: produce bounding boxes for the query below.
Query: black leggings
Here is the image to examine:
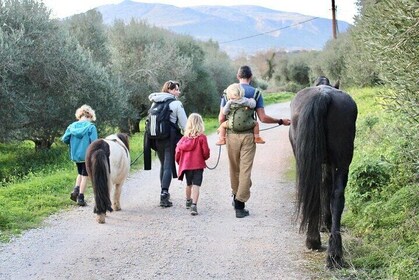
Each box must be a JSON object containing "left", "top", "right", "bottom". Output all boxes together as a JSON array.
[{"left": 156, "top": 138, "right": 174, "bottom": 193}]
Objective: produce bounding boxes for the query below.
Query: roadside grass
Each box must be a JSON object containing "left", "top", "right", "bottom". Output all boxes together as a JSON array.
[
  {"left": 0, "top": 92, "right": 293, "bottom": 242},
  {"left": 334, "top": 87, "right": 419, "bottom": 280}
]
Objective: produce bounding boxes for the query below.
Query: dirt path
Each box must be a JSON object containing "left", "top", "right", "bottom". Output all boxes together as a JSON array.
[{"left": 0, "top": 102, "right": 324, "bottom": 280}]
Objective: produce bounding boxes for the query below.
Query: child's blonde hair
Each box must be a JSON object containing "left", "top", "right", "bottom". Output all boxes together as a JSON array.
[
  {"left": 224, "top": 83, "right": 244, "bottom": 100},
  {"left": 75, "top": 104, "right": 96, "bottom": 121},
  {"left": 184, "top": 113, "right": 205, "bottom": 137}
]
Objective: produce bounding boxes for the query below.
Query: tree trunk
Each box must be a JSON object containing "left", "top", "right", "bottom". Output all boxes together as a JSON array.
[{"left": 34, "top": 138, "right": 53, "bottom": 151}]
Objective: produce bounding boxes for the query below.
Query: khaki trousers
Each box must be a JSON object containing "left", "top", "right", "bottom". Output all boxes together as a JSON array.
[{"left": 226, "top": 133, "right": 256, "bottom": 202}]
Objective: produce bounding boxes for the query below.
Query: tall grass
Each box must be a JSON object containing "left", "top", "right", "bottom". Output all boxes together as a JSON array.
[
  {"left": 0, "top": 132, "right": 146, "bottom": 242},
  {"left": 334, "top": 87, "right": 419, "bottom": 279}
]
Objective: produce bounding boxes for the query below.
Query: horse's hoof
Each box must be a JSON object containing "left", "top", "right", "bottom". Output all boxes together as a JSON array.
[
  {"left": 306, "top": 238, "right": 322, "bottom": 250},
  {"left": 326, "top": 255, "right": 345, "bottom": 269}
]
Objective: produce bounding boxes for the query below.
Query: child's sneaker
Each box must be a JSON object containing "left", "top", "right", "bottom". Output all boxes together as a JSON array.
[
  {"left": 77, "top": 193, "right": 86, "bottom": 206},
  {"left": 186, "top": 199, "right": 192, "bottom": 209},
  {"left": 216, "top": 138, "right": 226, "bottom": 145},
  {"left": 254, "top": 136, "right": 265, "bottom": 144},
  {"left": 190, "top": 204, "right": 198, "bottom": 216},
  {"left": 70, "top": 186, "right": 80, "bottom": 202}
]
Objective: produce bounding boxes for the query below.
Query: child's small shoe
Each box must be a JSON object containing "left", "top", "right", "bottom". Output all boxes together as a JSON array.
[
  {"left": 191, "top": 204, "right": 198, "bottom": 216},
  {"left": 216, "top": 138, "right": 226, "bottom": 145},
  {"left": 186, "top": 199, "right": 192, "bottom": 209},
  {"left": 254, "top": 136, "right": 265, "bottom": 144}
]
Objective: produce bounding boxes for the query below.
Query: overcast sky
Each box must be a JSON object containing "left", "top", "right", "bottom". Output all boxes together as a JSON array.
[{"left": 42, "top": 0, "right": 358, "bottom": 24}]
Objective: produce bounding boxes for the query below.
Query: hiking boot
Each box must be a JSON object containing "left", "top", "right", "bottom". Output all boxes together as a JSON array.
[
  {"left": 235, "top": 208, "right": 249, "bottom": 218},
  {"left": 70, "top": 186, "right": 80, "bottom": 202},
  {"left": 254, "top": 136, "right": 265, "bottom": 144},
  {"left": 77, "top": 193, "right": 86, "bottom": 206},
  {"left": 160, "top": 192, "right": 173, "bottom": 207},
  {"left": 190, "top": 204, "right": 198, "bottom": 216},
  {"left": 186, "top": 199, "right": 192, "bottom": 209},
  {"left": 216, "top": 138, "right": 226, "bottom": 145}
]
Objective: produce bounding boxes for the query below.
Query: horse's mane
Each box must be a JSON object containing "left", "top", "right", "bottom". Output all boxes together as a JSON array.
[{"left": 314, "top": 76, "right": 340, "bottom": 89}]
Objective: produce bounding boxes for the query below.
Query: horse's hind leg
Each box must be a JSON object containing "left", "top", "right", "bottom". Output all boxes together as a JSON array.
[
  {"left": 112, "top": 184, "right": 122, "bottom": 211},
  {"left": 306, "top": 217, "right": 322, "bottom": 250},
  {"left": 321, "top": 164, "right": 333, "bottom": 233},
  {"left": 326, "top": 168, "right": 348, "bottom": 269}
]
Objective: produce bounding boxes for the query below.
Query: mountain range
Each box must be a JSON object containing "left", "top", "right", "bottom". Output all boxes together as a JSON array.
[{"left": 95, "top": 0, "right": 351, "bottom": 57}]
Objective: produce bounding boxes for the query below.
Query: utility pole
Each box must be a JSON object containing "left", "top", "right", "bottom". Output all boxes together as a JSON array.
[{"left": 332, "top": 0, "right": 337, "bottom": 39}]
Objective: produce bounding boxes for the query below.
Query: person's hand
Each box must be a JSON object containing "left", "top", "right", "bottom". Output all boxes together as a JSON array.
[
  {"left": 278, "top": 118, "right": 291, "bottom": 126},
  {"left": 282, "top": 118, "right": 291, "bottom": 126}
]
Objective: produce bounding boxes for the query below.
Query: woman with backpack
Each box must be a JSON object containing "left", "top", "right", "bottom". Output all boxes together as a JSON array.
[{"left": 144, "top": 80, "right": 188, "bottom": 207}]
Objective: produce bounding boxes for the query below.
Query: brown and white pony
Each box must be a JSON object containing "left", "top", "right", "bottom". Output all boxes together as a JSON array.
[{"left": 85, "top": 133, "right": 130, "bottom": 224}]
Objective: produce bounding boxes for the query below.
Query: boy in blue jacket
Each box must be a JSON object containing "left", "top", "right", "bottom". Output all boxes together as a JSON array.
[{"left": 61, "top": 105, "right": 98, "bottom": 206}]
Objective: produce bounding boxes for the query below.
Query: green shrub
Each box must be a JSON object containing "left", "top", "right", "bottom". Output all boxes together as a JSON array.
[
  {"left": 340, "top": 87, "right": 418, "bottom": 279},
  {"left": 350, "top": 158, "right": 391, "bottom": 197}
]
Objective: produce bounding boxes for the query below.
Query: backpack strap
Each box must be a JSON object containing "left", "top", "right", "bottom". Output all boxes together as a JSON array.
[
  {"left": 253, "top": 88, "right": 261, "bottom": 101},
  {"left": 252, "top": 88, "right": 261, "bottom": 121},
  {"left": 163, "top": 97, "right": 180, "bottom": 131}
]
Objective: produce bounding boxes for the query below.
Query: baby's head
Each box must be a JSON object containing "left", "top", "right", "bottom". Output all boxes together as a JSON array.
[{"left": 225, "top": 83, "right": 244, "bottom": 100}]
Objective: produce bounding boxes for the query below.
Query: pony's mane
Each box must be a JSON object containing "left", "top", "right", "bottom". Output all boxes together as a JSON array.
[
  {"left": 106, "top": 133, "right": 130, "bottom": 151},
  {"left": 116, "top": 133, "right": 129, "bottom": 151}
]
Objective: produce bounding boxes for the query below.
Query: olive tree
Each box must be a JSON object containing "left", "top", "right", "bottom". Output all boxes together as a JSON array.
[{"left": 0, "top": 0, "right": 119, "bottom": 149}]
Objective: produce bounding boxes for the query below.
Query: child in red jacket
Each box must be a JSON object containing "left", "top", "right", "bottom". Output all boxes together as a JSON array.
[{"left": 175, "top": 113, "right": 210, "bottom": 215}]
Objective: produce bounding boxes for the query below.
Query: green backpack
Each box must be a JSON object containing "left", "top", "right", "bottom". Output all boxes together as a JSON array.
[{"left": 225, "top": 88, "right": 261, "bottom": 132}]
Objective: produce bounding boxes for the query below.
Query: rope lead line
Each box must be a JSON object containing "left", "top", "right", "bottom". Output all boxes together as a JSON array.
[
  {"left": 131, "top": 125, "right": 280, "bottom": 167},
  {"left": 130, "top": 151, "right": 144, "bottom": 166},
  {"left": 206, "top": 145, "right": 222, "bottom": 170}
]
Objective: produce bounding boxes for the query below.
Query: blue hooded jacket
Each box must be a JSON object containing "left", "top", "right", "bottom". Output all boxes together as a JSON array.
[{"left": 61, "top": 120, "right": 98, "bottom": 162}]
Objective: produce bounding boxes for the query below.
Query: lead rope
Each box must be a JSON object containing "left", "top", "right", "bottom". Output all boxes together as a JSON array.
[
  {"left": 130, "top": 150, "right": 144, "bottom": 166},
  {"left": 205, "top": 123, "right": 282, "bottom": 170},
  {"left": 206, "top": 145, "right": 222, "bottom": 170},
  {"left": 260, "top": 124, "right": 281, "bottom": 131},
  {"left": 130, "top": 124, "right": 281, "bottom": 168}
]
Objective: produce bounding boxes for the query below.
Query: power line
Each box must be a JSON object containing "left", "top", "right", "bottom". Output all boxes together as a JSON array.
[{"left": 219, "top": 16, "right": 320, "bottom": 44}]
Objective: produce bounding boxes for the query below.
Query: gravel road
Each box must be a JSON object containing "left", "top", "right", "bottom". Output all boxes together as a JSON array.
[{"left": 0, "top": 102, "right": 326, "bottom": 280}]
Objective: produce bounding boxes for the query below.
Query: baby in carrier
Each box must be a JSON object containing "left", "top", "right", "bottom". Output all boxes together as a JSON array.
[{"left": 216, "top": 83, "right": 265, "bottom": 146}]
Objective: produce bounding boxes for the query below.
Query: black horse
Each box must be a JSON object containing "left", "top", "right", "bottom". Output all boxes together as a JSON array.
[{"left": 289, "top": 77, "right": 357, "bottom": 268}]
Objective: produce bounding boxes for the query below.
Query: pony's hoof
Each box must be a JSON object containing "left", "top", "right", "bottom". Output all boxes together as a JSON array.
[
  {"left": 113, "top": 204, "right": 121, "bottom": 211},
  {"left": 96, "top": 214, "right": 106, "bottom": 224}
]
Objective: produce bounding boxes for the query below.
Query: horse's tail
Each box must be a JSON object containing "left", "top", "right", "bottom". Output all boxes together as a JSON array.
[
  {"left": 295, "top": 91, "right": 331, "bottom": 232},
  {"left": 86, "top": 140, "right": 113, "bottom": 214}
]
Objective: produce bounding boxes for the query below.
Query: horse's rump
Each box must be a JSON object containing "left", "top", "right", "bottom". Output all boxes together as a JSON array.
[{"left": 290, "top": 85, "right": 357, "bottom": 230}]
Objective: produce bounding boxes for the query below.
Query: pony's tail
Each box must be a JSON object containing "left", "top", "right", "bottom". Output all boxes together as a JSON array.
[
  {"left": 86, "top": 142, "right": 113, "bottom": 214},
  {"left": 295, "top": 91, "right": 331, "bottom": 233}
]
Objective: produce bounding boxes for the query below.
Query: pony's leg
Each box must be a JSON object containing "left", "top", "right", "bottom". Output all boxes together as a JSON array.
[
  {"left": 321, "top": 164, "right": 333, "bottom": 232},
  {"left": 112, "top": 184, "right": 122, "bottom": 211},
  {"left": 96, "top": 214, "right": 106, "bottom": 224},
  {"left": 326, "top": 168, "right": 348, "bottom": 269}
]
